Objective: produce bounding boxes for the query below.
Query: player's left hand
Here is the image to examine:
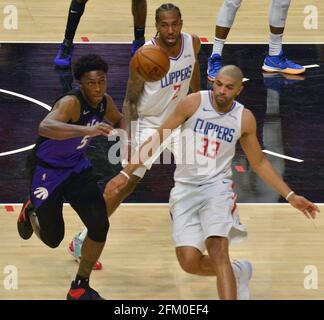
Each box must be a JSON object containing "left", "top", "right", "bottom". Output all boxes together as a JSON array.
[
  {"left": 289, "top": 195, "right": 320, "bottom": 219},
  {"left": 104, "top": 174, "right": 128, "bottom": 199}
]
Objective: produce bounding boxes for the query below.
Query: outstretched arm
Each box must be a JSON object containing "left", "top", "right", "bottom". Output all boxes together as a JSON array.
[
  {"left": 106, "top": 92, "right": 201, "bottom": 197},
  {"left": 240, "top": 108, "right": 320, "bottom": 219}
]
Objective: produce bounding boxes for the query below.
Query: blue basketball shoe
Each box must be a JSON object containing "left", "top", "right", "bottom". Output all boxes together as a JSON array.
[
  {"left": 54, "top": 42, "right": 74, "bottom": 68},
  {"left": 207, "top": 53, "right": 222, "bottom": 82},
  {"left": 131, "top": 38, "right": 145, "bottom": 56},
  {"left": 262, "top": 51, "right": 305, "bottom": 75}
]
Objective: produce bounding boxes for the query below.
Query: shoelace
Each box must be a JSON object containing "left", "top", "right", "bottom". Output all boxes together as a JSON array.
[
  {"left": 210, "top": 56, "right": 221, "bottom": 62},
  {"left": 277, "top": 54, "right": 295, "bottom": 66}
]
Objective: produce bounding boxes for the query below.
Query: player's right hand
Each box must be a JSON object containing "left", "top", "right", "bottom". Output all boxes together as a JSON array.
[
  {"left": 87, "top": 122, "right": 115, "bottom": 137},
  {"left": 289, "top": 195, "right": 320, "bottom": 219}
]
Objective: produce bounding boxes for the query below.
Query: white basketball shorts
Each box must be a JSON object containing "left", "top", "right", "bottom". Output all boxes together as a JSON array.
[{"left": 169, "top": 178, "right": 247, "bottom": 253}]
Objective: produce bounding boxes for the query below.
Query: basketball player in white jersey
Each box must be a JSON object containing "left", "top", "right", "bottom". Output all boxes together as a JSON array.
[
  {"left": 106, "top": 65, "right": 320, "bottom": 300},
  {"left": 123, "top": 2, "right": 200, "bottom": 178},
  {"left": 68, "top": 3, "right": 201, "bottom": 265},
  {"left": 207, "top": 0, "right": 305, "bottom": 83}
]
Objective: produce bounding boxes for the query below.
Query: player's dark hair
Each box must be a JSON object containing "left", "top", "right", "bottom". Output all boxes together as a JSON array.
[
  {"left": 155, "top": 3, "right": 182, "bottom": 23},
  {"left": 73, "top": 54, "right": 108, "bottom": 80}
]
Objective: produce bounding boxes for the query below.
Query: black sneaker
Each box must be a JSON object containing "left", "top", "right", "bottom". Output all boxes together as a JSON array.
[
  {"left": 66, "top": 281, "right": 105, "bottom": 300},
  {"left": 17, "top": 200, "right": 34, "bottom": 240}
]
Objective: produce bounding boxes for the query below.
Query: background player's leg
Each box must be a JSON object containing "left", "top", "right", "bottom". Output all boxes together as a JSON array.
[
  {"left": 263, "top": 0, "right": 305, "bottom": 74},
  {"left": 131, "top": 0, "right": 147, "bottom": 55},
  {"left": 54, "top": 0, "right": 88, "bottom": 68},
  {"left": 208, "top": 0, "right": 242, "bottom": 82}
]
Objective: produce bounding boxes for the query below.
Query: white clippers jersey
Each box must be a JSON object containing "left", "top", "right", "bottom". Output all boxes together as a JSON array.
[
  {"left": 174, "top": 90, "right": 244, "bottom": 185},
  {"left": 137, "top": 32, "right": 195, "bottom": 129}
]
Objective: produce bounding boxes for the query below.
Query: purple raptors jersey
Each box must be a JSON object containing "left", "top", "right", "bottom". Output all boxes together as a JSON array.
[
  {"left": 35, "top": 88, "right": 107, "bottom": 168},
  {"left": 30, "top": 89, "right": 107, "bottom": 209}
]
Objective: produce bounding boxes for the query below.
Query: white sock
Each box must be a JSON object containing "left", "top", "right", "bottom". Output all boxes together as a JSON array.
[
  {"left": 269, "top": 32, "right": 283, "bottom": 56},
  {"left": 78, "top": 227, "right": 88, "bottom": 241},
  {"left": 212, "top": 37, "right": 225, "bottom": 56}
]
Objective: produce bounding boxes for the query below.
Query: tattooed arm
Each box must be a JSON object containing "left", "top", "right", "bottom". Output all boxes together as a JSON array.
[{"left": 123, "top": 66, "right": 145, "bottom": 139}]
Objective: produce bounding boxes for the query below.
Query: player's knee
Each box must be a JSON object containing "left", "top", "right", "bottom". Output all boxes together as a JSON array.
[
  {"left": 42, "top": 234, "right": 64, "bottom": 249},
  {"left": 87, "top": 218, "right": 110, "bottom": 243},
  {"left": 224, "top": 0, "right": 242, "bottom": 9},
  {"left": 217, "top": 0, "right": 242, "bottom": 28},
  {"left": 82, "top": 192, "right": 110, "bottom": 241},
  {"left": 271, "top": 0, "right": 291, "bottom": 7},
  {"left": 179, "top": 260, "right": 200, "bottom": 274},
  {"left": 46, "top": 240, "right": 62, "bottom": 249},
  {"left": 269, "top": 0, "right": 291, "bottom": 28},
  {"left": 177, "top": 254, "right": 200, "bottom": 274}
]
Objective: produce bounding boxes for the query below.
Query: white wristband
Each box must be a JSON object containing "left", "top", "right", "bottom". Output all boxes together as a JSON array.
[
  {"left": 285, "top": 191, "right": 295, "bottom": 201},
  {"left": 120, "top": 170, "right": 130, "bottom": 180}
]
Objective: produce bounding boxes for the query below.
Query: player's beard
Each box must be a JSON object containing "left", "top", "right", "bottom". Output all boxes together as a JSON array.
[
  {"left": 161, "top": 34, "right": 181, "bottom": 47},
  {"left": 215, "top": 94, "right": 233, "bottom": 110}
]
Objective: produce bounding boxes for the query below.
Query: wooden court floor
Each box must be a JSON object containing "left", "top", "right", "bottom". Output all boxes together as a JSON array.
[
  {"left": 0, "top": 204, "right": 323, "bottom": 300},
  {"left": 0, "top": 0, "right": 323, "bottom": 42},
  {"left": 0, "top": 0, "right": 323, "bottom": 301}
]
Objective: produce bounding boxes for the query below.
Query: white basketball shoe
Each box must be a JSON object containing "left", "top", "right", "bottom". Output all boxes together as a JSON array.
[{"left": 232, "top": 260, "right": 253, "bottom": 300}]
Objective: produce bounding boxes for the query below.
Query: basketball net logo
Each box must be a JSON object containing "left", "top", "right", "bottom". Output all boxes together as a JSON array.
[{"left": 34, "top": 187, "right": 49, "bottom": 200}]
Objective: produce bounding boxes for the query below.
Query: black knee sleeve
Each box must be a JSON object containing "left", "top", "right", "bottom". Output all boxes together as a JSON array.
[
  {"left": 84, "top": 196, "right": 109, "bottom": 243},
  {"left": 40, "top": 232, "right": 64, "bottom": 249},
  {"left": 87, "top": 217, "right": 109, "bottom": 243}
]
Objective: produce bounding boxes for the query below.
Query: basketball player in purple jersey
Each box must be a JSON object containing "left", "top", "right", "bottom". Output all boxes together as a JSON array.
[
  {"left": 17, "top": 54, "right": 125, "bottom": 300},
  {"left": 54, "top": 0, "right": 147, "bottom": 68}
]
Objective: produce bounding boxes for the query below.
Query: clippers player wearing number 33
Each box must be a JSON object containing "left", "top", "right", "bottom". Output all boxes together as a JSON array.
[{"left": 107, "top": 65, "right": 320, "bottom": 300}]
